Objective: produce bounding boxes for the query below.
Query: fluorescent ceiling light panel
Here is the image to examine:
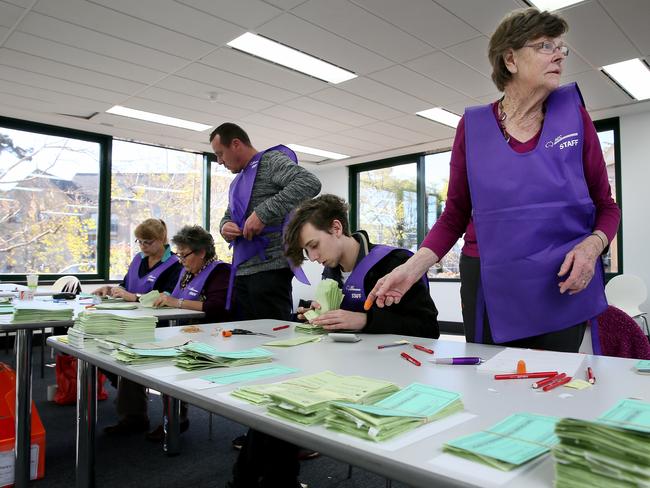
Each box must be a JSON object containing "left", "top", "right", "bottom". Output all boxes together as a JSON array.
[
  {"left": 528, "top": 0, "right": 585, "bottom": 10},
  {"left": 602, "top": 58, "right": 650, "bottom": 101},
  {"left": 287, "top": 144, "right": 349, "bottom": 160},
  {"left": 416, "top": 108, "right": 461, "bottom": 128},
  {"left": 106, "top": 106, "right": 211, "bottom": 132},
  {"left": 227, "top": 32, "right": 357, "bottom": 84}
]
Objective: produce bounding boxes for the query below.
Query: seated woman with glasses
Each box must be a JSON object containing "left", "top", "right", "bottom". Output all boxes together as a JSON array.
[
  {"left": 146, "top": 225, "right": 232, "bottom": 441},
  {"left": 93, "top": 218, "right": 182, "bottom": 302},
  {"left": 93, "top": 219, "right": 183, "bottom": 436}
]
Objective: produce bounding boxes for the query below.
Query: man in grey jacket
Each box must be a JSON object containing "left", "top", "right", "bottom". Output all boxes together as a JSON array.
[{"left": 210, "top": 122, "right": 321, "bottom": 322}]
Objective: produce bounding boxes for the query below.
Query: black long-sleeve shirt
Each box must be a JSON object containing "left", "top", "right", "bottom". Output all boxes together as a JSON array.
[{"left": 321, "top": 231, "right": 440, "bottom": 339}]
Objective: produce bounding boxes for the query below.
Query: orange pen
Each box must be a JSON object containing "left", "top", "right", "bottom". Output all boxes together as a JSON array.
[
  {"left": 222, "top": 330, "right": 232, "bottom": 337},
  {"left": 363, "top": 298, "right": 373, "bottom": 311}
]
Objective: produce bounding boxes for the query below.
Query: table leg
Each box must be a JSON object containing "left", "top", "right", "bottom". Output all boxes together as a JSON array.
[
  {"left": 76, "top": 359, "right": 96, "bottom": 488},
  {"left": 163, "top": 396, "right": 181, "bottom": 456},
  {"left": 14, "top": 329, "right": 33, "bottom": 488}
]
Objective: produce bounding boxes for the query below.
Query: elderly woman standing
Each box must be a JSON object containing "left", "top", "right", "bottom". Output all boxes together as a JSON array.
[{"left": 368, "top": 8, "right": 620, "bottom": 352}]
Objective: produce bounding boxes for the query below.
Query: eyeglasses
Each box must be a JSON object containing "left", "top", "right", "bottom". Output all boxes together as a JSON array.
[
  {"left": 135, "top": 238, "right": 155, "bottom": 246},
  {"left": 177, "top": 250, "right": 195, "bottom": 261},
  {"left": 523, "top": 40, "right": 569, "bottom": 57}
]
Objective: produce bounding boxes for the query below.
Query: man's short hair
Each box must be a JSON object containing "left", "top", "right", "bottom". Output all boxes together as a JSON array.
[
  {"left": 209, "top": 122, "right": 252, "bottom": 146},
  {"left": 285, "top": 194, "right": 351, "bottom": 267}
]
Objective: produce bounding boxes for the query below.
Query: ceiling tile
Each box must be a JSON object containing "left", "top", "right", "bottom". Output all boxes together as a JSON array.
[
  {"left": 0, "top": 26, "right": 9, "bottom": 39},
  {"left": 177, "top": 62, "right": 300, "bottom": 103},
  {"left": 311, "top": 87, "right": 403, "bottom": 120},
  {"left": 260, "top": 105, "right": 353, "bottom": 133},
  {"left": 562, "top": 70, "right": 632, "bottom": 110},
  {"left": 154, "top": 75, "right": 272, "bottom": 112},
  {"left": 5, "top": 32, "right": 166, "bottom": 84},
  {"left": 292, "top": 0, "right": 431, "bottom": 62},
  {"left": 259, "top": 13, "right": 393, "bottom": 75},
  {"left": 388, "top": 114, "right": 457, "bottom": 140},
  {"left": 1, "top": 0, "right": 37, "bottom": 8},
  {"left": 340, "top": 77, "right": 430, "bottom": 113},
  {"left": 368, "top": 65, "right": 467, "bottom": 107},
  {"left": 261, "top": 0, "right": 306, "bottom": 9},
  {"left": 17, "top": 12, "right": 189, "bottom": 73},
  {"left": 33, "top": 0, "right": 216, "bottom": 59},
  {"left": 352, "top": 0, "right": 479, "bottom": 49},
  {"left": 406, "top": 51, "right": 495, "bottom": 98},
  {"left": 347, "top": 124, "right": 428, "bottom": 145},
  {"left": 562, "top": 2, "right": 641, "bottom": 67},
  {"left": 175, "top": 0, "right": 282, "bottom": 29},
  {"left": 444, "top": 96, "right": 485, "bottom": 117},
  {"left": 200, "top": 47, "right": 327, "bottom": 95},
  {"left": 445, "top": 36, "right": 493, "bottom": 77},
  {"left": 434, "top": 0, "right": 521, "bottom": 36},
  {"left": 241, "top": 112, "right": 327, "bottom": 138},
  {"left": 298, "top": 136, "right": 366, "bottom": 156},
  {"left": 87, "top": 0, "right": 243, "bottom": 47},
  {"left": 114, "top": 96, "right": 217, "bottom": 126},
  {"left": 0, "top": 48, "right": 146, "bottom": 94},
  {"left": 0, "top": 1, "right": 24, "bottom": 29},
  {"left": 561, "top": 49, "right": 593, "bottom": 76},
  {"left": 284, "top": 96, "right": 377, "bottom": 126},
  {"left": 600, "top": 0, "right": 650, "bottom": 56}
]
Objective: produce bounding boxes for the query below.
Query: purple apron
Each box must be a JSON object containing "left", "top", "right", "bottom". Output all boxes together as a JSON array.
[
  {"left": 341, "top": 245, "right": 428, "bottom": 312},
  {"left": 464, "top": 83, "right": 607, "bottom": 344},
  {"left": 171, "top": 260, "right": 227, "bottom": 300},
  {"left": 226, "top": 145, "right": 309, "bottom": 308},
  {"left": 125, "top": 253, "right": 179, "bottom": 294}
]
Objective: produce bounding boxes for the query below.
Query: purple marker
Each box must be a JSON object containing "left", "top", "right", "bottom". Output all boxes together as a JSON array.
[{"left": 430, "top": 357, "right": 483, "bottom": 365}]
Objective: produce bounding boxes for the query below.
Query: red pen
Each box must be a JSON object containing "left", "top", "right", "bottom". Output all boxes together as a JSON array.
[
  {"left": 494, "top": 371, "right": 558, "bottom": 380},
  {"left": 413, "top": 344, "right": 434, "bottom": 354},
  {"left": 587, "top": 367, "right": 596, "bottom": 384},
  {"left": 400, "top": 352, "right": 421, "bottom": 367},
  {"left": 272, "top": 325, "right": 290, "bottom": 331},
  {"left": 542, "top": 375, "right": 572, "bottom": 392},
  {"left": 532, "top": 373, "right": 563, "bottom": 389}
]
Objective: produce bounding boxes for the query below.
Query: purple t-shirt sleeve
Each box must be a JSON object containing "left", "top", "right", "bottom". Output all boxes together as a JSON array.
[{"left": 420, "top": 103, "right": 620, "bottom": 258}]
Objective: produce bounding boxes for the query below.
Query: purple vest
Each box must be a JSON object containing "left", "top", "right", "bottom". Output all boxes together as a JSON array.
[
  {"left": 124, "top": 253, "right": 179, "bottom": 294},
  {"left": 340, "top": 245, "right": 428, "bottom": 312},
  {"left": 465, "top": 83, "right": 607, "bottom": 343},
  {"left": 225, "top": 145, "right": 309, "bottom": 308},
  {"left": 171, "top": 260, "right": 226, "bottom": 300}
]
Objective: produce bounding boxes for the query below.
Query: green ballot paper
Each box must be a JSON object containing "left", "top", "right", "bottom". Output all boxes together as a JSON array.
[
  {"left": 327, "top": 383, "right": 463, "bottom": 441},
  {"left": 138, "top": 290, "right": 162, "bottom": 308},
  {"left": 201, "top": 365, "right": 299, "bottom": 385},
  {"left": 444, "top": 413, "right": 560, "bottom": 471},
  {"left": 303, "top": 279, "right": 343, "bottom": 322},
  {"left": 173, "top": 342, "right": 273, "bottom": 370},
  {"left": 553, "top": 398, "right": 650, "bottom": 487}
]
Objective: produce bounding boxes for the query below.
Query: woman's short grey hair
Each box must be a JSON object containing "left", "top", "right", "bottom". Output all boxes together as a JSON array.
[{"left": 171, "top": 225, "right": 216, "bottom": 261}]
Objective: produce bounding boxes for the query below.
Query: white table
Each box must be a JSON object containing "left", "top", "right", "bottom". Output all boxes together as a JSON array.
[
  {"left": 47, "top": 319, "right": 650, "bottom": 488},
  {"left": 0, "top": 299, "right": 204, "bottom": 488}
]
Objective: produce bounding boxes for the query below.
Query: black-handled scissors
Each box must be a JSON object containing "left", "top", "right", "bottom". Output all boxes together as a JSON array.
[{"left": 224, "top": 328, "right": 275, "bottom": 337}]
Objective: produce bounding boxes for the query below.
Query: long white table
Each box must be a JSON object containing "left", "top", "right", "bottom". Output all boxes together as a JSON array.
[
  {"left": 0, "top": 300, "right": 204, "bottom": 488},
  {"left": 47, "top": 319, "right": 650, "bottom": 488}
]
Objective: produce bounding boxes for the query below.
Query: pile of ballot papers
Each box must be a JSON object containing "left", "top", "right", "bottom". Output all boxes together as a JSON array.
[
  {"left": 67, "top": 311, "right": 157, "bottom": 348},
  {"left": 302, "top": 279, "right": 343, "bottom": 322},
  {"left": 232, "top": 371, "right": 399, "bottom": 426},
  {"left": 327, "top": 383, "right": 463, "bottom": 441},
  {"left": 10, "top": 302, "right": 74, "bottom": 324},
  {"left": 173, "top": 342, "right": 273, "bottom": 370},
  {"left": 444, "top": 413, "right": 559, "bottom": 470},
  {"left": 553, "top": 398, "right": 650, "bottom": 487},
  {"left": 111, "top": 346, "right": 182, "bottom": 365}
]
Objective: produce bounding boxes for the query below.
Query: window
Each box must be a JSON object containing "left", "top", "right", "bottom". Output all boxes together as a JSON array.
[
  {"left": 0, "top": 119, "right": 106, "bottom": 277},
  {"left": 109, "top": 141, "right": 204, "bottom": 280},
  {"left": 209, "top": 160, "right": 235, "bottom": 263}
]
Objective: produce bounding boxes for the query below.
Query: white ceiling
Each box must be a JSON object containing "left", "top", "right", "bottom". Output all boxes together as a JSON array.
[{"left": 0, "top": 0, "right": 648, "bottom": 166}]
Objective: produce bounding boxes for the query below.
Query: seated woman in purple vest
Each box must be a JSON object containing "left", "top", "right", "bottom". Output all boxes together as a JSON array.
[
  {"left": 92, "top": 219, "right": 182, "bottom": 436},
  {"left": 146, "top": 225, "right": 232, "bottom": 441},
  {"left": 366, "top": 8, "right": 620, "bottom": 353}
]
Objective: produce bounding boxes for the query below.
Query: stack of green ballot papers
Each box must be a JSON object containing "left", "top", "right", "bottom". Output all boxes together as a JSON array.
[
  {"left": 0, "top": 298, "right": 14, "bottom": 314},
  {"left": 294, "top": 322, "right": 326, "bottom": 334},
  {"left": 138, "top": 290, "right": 162, "bottom": 308},
  {"left": 303, "top": 279, "right": 343, "bottom": 322},
  {"left": 233, "top": 371, "right": 399, "bottom": 425},
  {"left": 11, "top": 302, "right": 74, "bottom": 324},
  {"left": 173, "top": 342, "right": 273, "bottom": 370},
  {"left": 443, "top": 413, "right": 559, "bottom": 471},
  {"left": 111, "top": 346, "right": 181, "bottom": 364},
  {"left": 68, "top": 311, "right": 157, "bottom": 348},
  {"left": 553, "top": 398, "right": 650, "bottom": 487},
  {"left": 327, "top": 383, "right": 463, "bottom": 441},
  {"left": 94, "top": 302, "right": 138, "bottom": 310}
]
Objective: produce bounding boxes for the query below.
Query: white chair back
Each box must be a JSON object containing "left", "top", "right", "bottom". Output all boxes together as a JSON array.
[
  {"left": 51, "top": 276, "right": 81, "bottom": 294},
  {"left": 605, "top": 274, "right": 647, "bottom": 318}
]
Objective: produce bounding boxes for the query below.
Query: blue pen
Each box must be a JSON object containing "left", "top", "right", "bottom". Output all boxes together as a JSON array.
[{"left": 429, "top": 357, "right": 483, "bottom": 365}]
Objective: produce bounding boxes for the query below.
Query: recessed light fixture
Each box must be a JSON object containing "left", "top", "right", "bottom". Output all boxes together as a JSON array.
[
  {"left": 106, "top": 106, "right": 212, "bottom": 132},
  {"left": 227, "top": 32, "right": 357, "bottom": 84},
  {"left": 415, "top": 108, "right": 461, "bottom": 128},
  {"left": 287, "top": 144, "right": 349, "bottom": 160},
  {"left": 528, "top": 0, "right": 585, "bottom": 10},
  {"left": 602, "top": 58, "right": 650, "bottom": 101}
]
